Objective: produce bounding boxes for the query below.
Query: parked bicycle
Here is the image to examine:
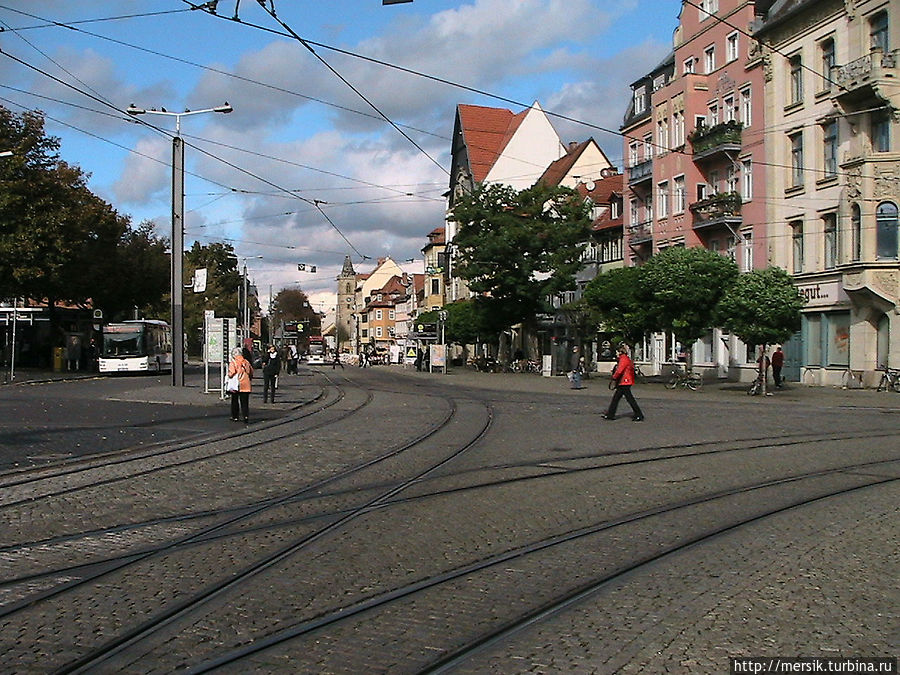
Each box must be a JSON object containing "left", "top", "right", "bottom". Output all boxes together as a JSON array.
[
  {"left": 876, "top": 364, "right": 900, "bottom": 392},
  {"left": 747, "top": 372, "right": 770, "bottom": 396},
  {"left": 666, "top": 366, "right": 702, "bottom": 391}
]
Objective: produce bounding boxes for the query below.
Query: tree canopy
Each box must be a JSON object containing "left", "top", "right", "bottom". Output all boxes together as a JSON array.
[
  {"left": 716, "top": 266, "right": 805, "bottom": 347},
  {"left": 0, "top": 106, "right": 168, "bottom": 319},
  {"left": 582, "top": 266, "right": 650, "bottom": 344},
  {"left": 450, "top": 182, "right": 591, "bottom": 336},
  {"left": 637, "top": 246, "right": 739, "bottom": 351}
]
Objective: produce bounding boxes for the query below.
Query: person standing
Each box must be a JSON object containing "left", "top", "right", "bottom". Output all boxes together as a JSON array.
[
  {"left": 262, "top": 345, "right": 280, "bottom": 403},
  {"left": 287, "top": 343, "right": 298, "bottom": 375},
  {"left": 602, "top": 344, "right": 644, "bottom": 422},
  {"left": 570, "top": 345, "right": 584, "bottom": 389},
  {"left": 332, "top": 350, "right": 344, "bottom": 370},
  {"left": 771, "top": 346, "right": 784, "bottom": 388},
  {"left": 228, "top": 346, "right": 253, "bottom": 423}
]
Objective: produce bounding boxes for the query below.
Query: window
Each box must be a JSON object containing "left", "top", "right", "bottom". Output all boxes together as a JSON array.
[
  {"left": 708, "top": 102, "right": 719, "bottom": 126},
  {"left": 740, "top": 86, "right": 752, "bottom": 126},
  {"left": 742, "top": 233, "right": 753, "bottom": 271},
  {"left": 673, "top": 112, "right": 685, "bottom": 147},
  {"left": 633, "top": 85, "right": 647, "bottom": 115},
  {"left": 430, "top": 278, "right": 440, "bottom": 295},
  {"left": 726, "top": 164, "right": 737, "bottom": 193},
  {"left": 823, "top": 213, "right": 837, "bottom": 269},
  {"left": 741, "top": 158, "right": 753, "bottom": 201},
  {"left": 705, "top": 45, "right": 716, "bottom": 74},
  {"left": 791, "top": 220, "right": 804, "bottom": 273},
  {"left": 375, "top": 309, "right": 383, "bottom": 320},
  {"left": 724, "top": 94, "right": 736, "bottom": 122},
  {"left": 674, "top": 176, "right": 686, "bottom": 213},
  {"left": 697, "top": 182, "right": 708, "bottom": 201},
  {"left": 657, "top": 118, "right": 668, "bottom": 155},
  {"left": 643, "top": 133, "right": 653, "bottom": 160},
  {"left": 789, "top": 55, "right": 803, "bottom": 104},
  {"left": 872, "top": 111, "right": 891, "bottom": 153},
  {"left": 699, "top": 0, "right": 718, "bottom": 20},
  {"left": 726, "top": 32, "right": 739, "bottom": 62},
  {"left": 630, "top": 198, "right": 639, "bottom": 225},
  {"left": 709, "top": 169, "right": 720, "bottom": 193},
  {"left": 389, "top": 309, "right": 395, "bottom": 320},
  {"left": 851, "top": 203, "right": 861, "bottom": 261},
  {"left": 375, "top": 326, "right": 383, "bottom": 338},
  {"left": 683, "top": 57, "right": 695, "bottom": 75},
  {"left": 658, "top": 181, "right": 669, "bottom": 218},
  {"left": 870, "top": 11, "right": 889, "bottom": 53},
  {"left": 820, "top": 38, "right": 835, "bottom": 91},
  {"left": 876, "top": 201, "right": 898, "bottom": 259},
  {"left": 629, "top": 141, "right": 639, "bottom": 167},
  {"left": 822, "top": 120, "right": 838, "bottom": 178},
  {"left": 789, "top": 132, "right": 804, "bottom": 188}
]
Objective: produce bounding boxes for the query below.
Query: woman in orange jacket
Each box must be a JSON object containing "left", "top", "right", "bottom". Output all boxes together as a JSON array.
[{"left": 228, "top": 346, "right": 253, "bottom": 423}]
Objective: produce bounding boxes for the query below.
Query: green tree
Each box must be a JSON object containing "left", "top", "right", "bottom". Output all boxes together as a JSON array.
[
  {"left": 583, "top": 266, "right": 651, "bottom": 345},
  {"left": 419, "top": 299, "right": 487, "bottom": 353},
  {"left": 183, "top": 242, "right": 241, "bottom": 356},
  {"left": 450, "top": 182, "right": 591, "bottom": 343},
  {"left": 0, "top": 106, "right": 169, "bottom": 332},
  {"left": 638, "top": 246, "right": 739, "bottom": 368},
  {"left": 716, "top": 266, "right": 805, "bottom": 394}
]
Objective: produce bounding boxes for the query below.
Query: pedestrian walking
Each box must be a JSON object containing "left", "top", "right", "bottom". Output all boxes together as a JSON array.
[
  {"left": 569, "top": 345, "right": 584, "bottom": 389},
  {"left": 287, "top": 343, "right": 298, "bottom": 375},
  {"left": 602, "top": 344, "right": 644, "bottom": 422},
  {"left": 227, "top": 346, "right": 253, "bottom": 423},
  {"left": 771, "top": 346, "right": 784, "bottom": 388},
  {"left": 262, "top": 344, "right": 280, "bottom": 403},
  {"left": 331, "top": 350, "right": 344, "bottom": 369}
]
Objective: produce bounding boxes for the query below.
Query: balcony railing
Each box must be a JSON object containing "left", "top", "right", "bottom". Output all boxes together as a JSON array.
[
  {"left": 627, "top": 158, "right": 653, "bottom": 185},
  {"left": 689, "top": 192, "right": 743, "bottom": 230},
  {"left": 627, "top": 220, "right": 653, "bottom": 245},
  {"left": 835, "top": 49, "right": 897, "bottom": 88},
  {"left": 689, "top": 120, "right": 743, "bottom": 162}
]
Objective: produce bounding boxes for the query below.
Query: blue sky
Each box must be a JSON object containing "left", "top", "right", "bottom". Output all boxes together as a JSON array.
[{"left": 0, "top": 0, "right": 680, "bottom": 312}]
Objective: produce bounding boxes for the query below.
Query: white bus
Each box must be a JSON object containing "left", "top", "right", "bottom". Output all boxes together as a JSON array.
[{"left": 99, "top": 320, "right": 173, "bottom": 374}]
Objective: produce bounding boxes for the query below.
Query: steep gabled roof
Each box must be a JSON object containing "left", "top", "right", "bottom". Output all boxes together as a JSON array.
[
  {"left": 457, "top": 104, "right": 527, "bottom": 183},
  {"left": 577, "top": 172, "right": 624, "bottom": 205},
  {"left": 538, "top": 140, "right": 591, "bottom": 187}
]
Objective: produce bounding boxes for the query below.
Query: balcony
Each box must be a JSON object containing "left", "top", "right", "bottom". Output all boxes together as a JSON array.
[
  {"left": 627, "top": 220, "right": 653, "bottom": 245},
  {"left": 689, "top": 120, "right": 743, "bottom": 162},
  {"left": 834, "top": 49, "right": 900, "bottom": 109},
  {"left": 627, "top": 158, "right": 653, "bottom": 186},
  {"left": 689, "top": 192, "right": 743, "bottom": 231}
]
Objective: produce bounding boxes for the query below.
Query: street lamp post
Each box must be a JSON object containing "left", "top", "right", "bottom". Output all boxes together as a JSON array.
[{"left": 126, "top": 103, "right": 232, "bottom": 386}]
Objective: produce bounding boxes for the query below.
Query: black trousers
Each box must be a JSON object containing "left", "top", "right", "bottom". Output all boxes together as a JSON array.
[
  {"left": 263, "top": 373, "right": 277, "bottom": 402},
  {"left": 230, "top": 392, "right": 250, "bottom": 420},
  {"left": 606, "top": 385, "right": 643, "bottom": 418}
]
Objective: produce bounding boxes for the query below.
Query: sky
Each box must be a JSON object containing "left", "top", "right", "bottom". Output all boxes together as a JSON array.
[{"left": 0, "top": 0, "right": 680, "bottom": 317}]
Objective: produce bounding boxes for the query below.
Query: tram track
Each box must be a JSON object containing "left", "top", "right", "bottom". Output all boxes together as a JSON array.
[{"left": 180, "top": 461, "right": 898, "bottom": 674}]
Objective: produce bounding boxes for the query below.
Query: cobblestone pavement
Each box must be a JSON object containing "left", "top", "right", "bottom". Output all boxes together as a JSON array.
[{"left": 0, "top": 364, "right": 896, "bottom": 673}]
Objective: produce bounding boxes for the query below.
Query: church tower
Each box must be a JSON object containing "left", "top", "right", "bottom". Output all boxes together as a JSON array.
[{"left": 335, "top": 255, "right": 357, "bottom": 353}]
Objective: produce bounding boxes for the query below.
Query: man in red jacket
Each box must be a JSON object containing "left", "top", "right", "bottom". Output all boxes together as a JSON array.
[{"left": 603, "top": 344, "right": 644, "bottom": 422}]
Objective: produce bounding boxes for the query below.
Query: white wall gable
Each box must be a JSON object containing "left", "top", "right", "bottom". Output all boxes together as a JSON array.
[
  {"left": 484, "top": 102, "right": 565, "bottom": 190},
  {"left": 559, "top": 142, "right": 613, "bottom": 189}
]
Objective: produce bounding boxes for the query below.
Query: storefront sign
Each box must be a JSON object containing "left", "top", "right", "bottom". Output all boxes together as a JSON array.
[{"left": 797, "top": 281, "right": 848, "bottom": 308}]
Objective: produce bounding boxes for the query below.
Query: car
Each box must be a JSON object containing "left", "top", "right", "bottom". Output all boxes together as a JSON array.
[{"left": 306, "top": 354, "right": 326, "bottom": 366}]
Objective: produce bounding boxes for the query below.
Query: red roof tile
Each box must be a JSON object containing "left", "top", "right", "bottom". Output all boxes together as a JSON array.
[{"left": 457, "top": 104, "right": 526, "bottom": 183}]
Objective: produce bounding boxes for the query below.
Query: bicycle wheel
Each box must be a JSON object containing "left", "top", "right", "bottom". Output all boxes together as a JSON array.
[
  {"left": 666, "top": 375, "right": 678, "bottom": 389},
  {"left": 877, "top": 375, "right": 888, "bottom": 392},
  {"left": 687, "top": 373, "right": 702, "bottom": 391},
  {"left": 892, "top": 377, "right": 900, "bottom": 393}
]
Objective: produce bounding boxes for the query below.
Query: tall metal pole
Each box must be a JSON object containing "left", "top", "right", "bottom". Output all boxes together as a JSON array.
[
  {"left": 243, "top": 263, "right": 249, "bottom": 345},
  {"left": 9, "top": 297, "right": 17, "bottom": 382},
  {"left": 172, "top": 135, "right": 185, "bottom": 386}
]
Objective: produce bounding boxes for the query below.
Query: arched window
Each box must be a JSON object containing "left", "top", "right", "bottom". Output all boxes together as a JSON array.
[
  {"left": 851, "top": 203, "right": 861, "bottom": 261},
  {"left": 876, "top": 201, "right": 898, "bottom": 259}
]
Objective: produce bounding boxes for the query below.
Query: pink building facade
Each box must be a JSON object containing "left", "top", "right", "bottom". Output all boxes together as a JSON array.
[{"left": 622, "top": 0, "right": 770, "bottom": 375}]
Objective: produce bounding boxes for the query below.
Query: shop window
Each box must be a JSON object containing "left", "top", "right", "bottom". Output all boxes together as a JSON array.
[{"left": 876, "top": 201, "right": 898, "bottom": 259}]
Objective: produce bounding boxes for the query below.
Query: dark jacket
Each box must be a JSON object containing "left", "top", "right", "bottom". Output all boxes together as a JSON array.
[{"left": 262, "top": 351, "right": 281, "bottom": 376}]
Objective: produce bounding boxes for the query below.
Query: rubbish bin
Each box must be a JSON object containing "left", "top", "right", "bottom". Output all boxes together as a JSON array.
[{"left": 53, "top": 346, "right": 65, "bottom": 372}]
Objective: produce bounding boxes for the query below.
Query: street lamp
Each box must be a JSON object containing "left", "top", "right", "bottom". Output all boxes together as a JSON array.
[{"left": 126, "top": 102, "right": 233, "bottom": 386}]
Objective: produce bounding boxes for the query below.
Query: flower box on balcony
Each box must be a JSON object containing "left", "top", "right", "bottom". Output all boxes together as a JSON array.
[
  {"left": 689, "top": 120, "right": 743, "bottom": 156},
  {"left": 689, "top": 191, "right": 743, "bottom": 216}
]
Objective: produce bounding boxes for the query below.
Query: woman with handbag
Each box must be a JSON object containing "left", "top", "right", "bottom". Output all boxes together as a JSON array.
[{"left": 226, "top": 346, "right": 253, "bottom": 423}]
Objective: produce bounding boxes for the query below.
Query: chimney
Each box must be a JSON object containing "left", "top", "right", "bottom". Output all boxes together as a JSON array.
[{"left": 568, "top": 141, "right": 579, "bottom": 152}]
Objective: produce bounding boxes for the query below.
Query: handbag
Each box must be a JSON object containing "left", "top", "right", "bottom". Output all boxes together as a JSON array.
[{"left": 225, "top": 373, "right": 241, "bottom": 393}]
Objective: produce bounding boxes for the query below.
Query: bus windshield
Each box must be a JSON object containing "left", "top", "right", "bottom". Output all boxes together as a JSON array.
[{"left": 103, "top": 327, "right": 143, "bottom": 356}]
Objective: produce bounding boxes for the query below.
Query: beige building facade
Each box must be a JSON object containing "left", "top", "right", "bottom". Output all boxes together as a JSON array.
[{"left": 756, "top": 0, "right": 900, "bottom": 386}]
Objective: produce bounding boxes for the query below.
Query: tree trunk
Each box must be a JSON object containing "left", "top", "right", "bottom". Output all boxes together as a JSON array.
[{"left": 758, "top": 343, "right": 768, "bottom": 396}]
